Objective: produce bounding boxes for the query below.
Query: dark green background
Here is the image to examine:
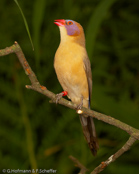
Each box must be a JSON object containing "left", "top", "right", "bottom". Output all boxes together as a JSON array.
[{"left": 0, "top": 0, "right": 139, "bottom": 173}]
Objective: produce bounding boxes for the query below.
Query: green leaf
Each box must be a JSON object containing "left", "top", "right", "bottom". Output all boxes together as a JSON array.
[
  {"left": 14, "top": 0, "right": 34, "bottom": 50},
  {"left": 32, "top": 0, "right": 48, "bottom": 67},
  {"left": 86, "top": 0, "right": 117, "bottom": 58}
]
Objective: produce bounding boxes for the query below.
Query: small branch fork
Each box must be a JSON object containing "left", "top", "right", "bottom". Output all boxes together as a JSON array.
[
  {"left": 91, "top": 136, "right": 136, "bottom": 174},
  {"left": 0, "top": 42, "right": 139, "bottom": 174},
  {"left": 69, "top": 156, "right": 89, "bottom": 174}
]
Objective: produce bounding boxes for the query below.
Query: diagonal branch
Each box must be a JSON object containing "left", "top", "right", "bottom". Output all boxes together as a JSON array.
[
  {"left": 0, "top": 42, "right": 139, "bottom": 174},
  {"left": 91, "top": 136, "right": 136, "bottom": 174},
  {"left": 1, "top": 42, "right": 139, "bottom": 140},
  {"left": 69, "top": 155, "right": 89, "bottom": 174}
]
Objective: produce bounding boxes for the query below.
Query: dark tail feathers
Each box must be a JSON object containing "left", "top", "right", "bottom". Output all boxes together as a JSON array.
[{"left": 79, "top": 115, "right": 99, "bottom": 156}]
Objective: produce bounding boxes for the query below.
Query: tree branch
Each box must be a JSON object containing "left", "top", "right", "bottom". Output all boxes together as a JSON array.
[
  {"left": 0, "top": 42, "right": 139, "bottom": 173},
  {"left": 91, "top": 136, "right": 136, "bottom": 174},
  {"left": 69, "top": 156, "right": 89, "bottom": 174}
]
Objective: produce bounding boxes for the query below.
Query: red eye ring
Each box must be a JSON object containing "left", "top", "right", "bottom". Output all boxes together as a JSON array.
[{"left": 67, "top": 21, "right": 73, "bottom": 25}]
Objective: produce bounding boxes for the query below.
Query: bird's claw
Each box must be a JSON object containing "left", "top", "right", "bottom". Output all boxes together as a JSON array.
[
  {"left": 76, "top": 96, "right": 83, "bottom": 114},
  {"left": 55, "top": 91, "right": 68, "bottom": 104},
  {"left": 55, "top": 93, "right": 64, "bottom": 104},
  {"left": 76, "top": 103, "right": 83, "bottom": 110}
]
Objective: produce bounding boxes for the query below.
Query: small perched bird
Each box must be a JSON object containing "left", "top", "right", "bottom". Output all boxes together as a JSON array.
[{"left": 54, "top": 19, "right": 99, "bottom": 155}]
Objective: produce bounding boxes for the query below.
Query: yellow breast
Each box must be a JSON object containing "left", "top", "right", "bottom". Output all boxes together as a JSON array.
[{"left": 54, "top": 42, "right": 89, "bottom": 105}]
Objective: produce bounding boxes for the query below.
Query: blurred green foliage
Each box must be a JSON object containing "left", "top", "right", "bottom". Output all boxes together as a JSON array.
[{"left": 0, "top": 0, "right": 139, "bottom": 173}]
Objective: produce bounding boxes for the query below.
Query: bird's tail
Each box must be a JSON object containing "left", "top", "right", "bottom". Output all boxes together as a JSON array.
[{"left": 79, "top": 115, "right": 99, "bottom": 156}]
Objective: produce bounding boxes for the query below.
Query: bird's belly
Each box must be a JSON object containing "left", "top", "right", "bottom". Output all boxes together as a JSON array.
[{"left": 54, "top": 57, "right": 89, "bottom": 105}]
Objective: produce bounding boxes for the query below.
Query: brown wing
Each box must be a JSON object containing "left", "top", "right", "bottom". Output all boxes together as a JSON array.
[
  {"left": 83, "top": 55, "right": 92, "bottom": 106},
  {"left": 80, "top": 55, "right": 99, "bottom": 156}
]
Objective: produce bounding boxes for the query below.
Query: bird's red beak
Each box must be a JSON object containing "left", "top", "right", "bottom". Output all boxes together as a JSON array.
[{"left": 54, "top": 19, "right": 65, "bottom": 26}]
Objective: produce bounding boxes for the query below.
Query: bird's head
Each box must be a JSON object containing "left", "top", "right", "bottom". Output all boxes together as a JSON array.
[{"left": 54, "top": 19, "right": 85, "bottom": 45}]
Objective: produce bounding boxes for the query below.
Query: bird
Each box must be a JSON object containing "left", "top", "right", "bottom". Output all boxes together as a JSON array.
[{"left": 54, "top": 19, "right": 99, "bottom": 155}]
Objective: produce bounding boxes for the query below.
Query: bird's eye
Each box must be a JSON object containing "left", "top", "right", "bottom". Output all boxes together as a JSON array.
[{"left": 67, "top": 21, "right": 73, "bottom": 25}]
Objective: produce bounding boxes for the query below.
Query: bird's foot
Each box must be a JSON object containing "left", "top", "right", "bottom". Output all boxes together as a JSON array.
[
  {"left": 76, "top": 96, "right": 83, "bottom": 114},
  {"left": 55, "top": 91, "right": 68, "bottom": 104},
  {"left": 76, "top": 103, "right": 83, "bottom": 110}
]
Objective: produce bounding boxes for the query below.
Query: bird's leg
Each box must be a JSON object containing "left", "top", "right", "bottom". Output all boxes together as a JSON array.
[
  {"left": 76, "top": 96, "right": 83, "bottom": 110},
  {"left": 76, "top": 96, "right": 84, "bottom": 114},
  {"left": 55, "top": 91, "right": 68, "bottom": 104}
]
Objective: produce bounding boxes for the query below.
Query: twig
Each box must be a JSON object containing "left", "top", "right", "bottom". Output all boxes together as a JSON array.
[
  {"left": 1, "top": 42, "right": 139, "bottom": 140},
  {"left": 91, "top": 136, "right": 136, "bottom": 174},
  {"left": 69, "top": 155, "right": 89, "bottom": 174},
  {"left": 0, "top": 42, "right": 139, "bottom": 173}
]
